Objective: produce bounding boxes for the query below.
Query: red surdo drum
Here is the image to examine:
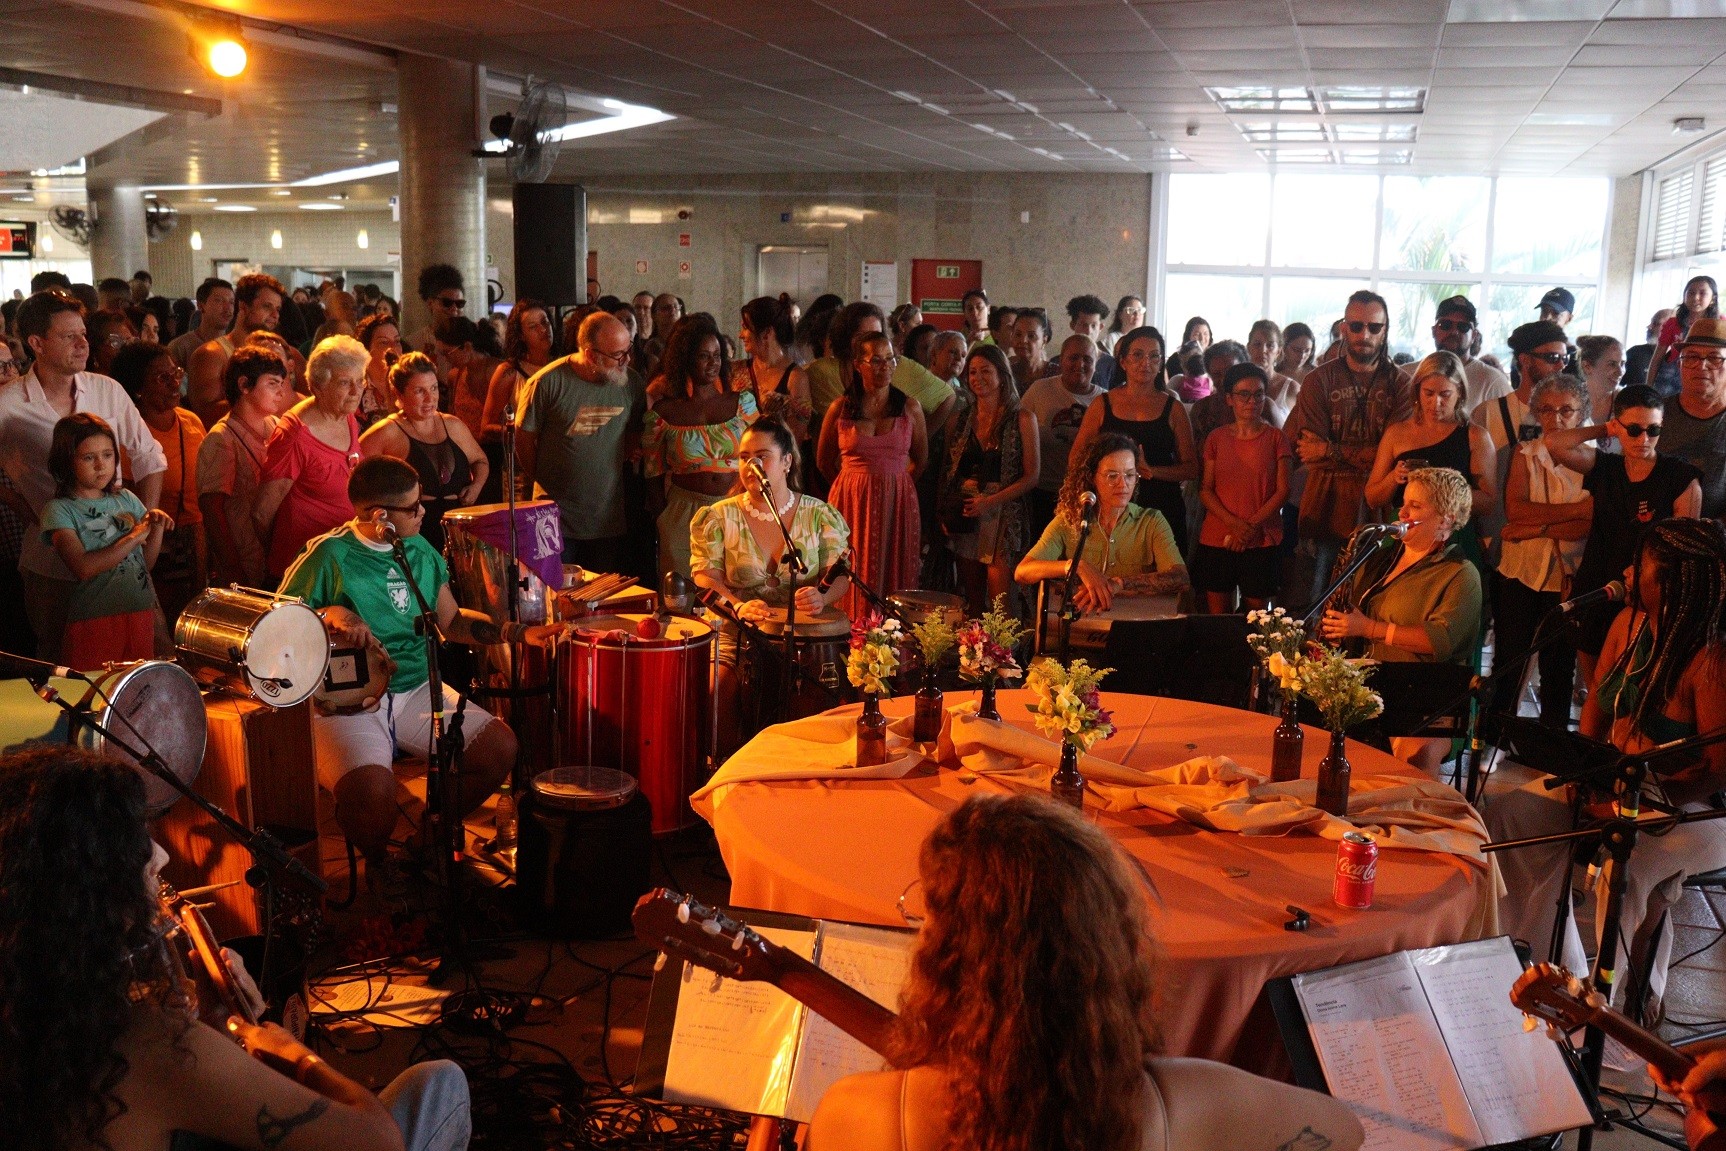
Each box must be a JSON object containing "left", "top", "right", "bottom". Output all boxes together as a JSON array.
[{"left": 557, "top": 614, "right": 714, "bottom": 835}]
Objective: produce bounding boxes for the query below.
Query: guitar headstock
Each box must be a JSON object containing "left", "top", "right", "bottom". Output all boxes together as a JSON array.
[
  {"left": 1510, "top": 962, "right": 1601, "bottom": 1032},
  {"left": 632, "top": 887, "right": 788, "bottom": 985}
]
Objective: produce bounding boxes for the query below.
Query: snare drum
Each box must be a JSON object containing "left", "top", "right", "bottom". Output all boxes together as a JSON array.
[
  {"left": 745, "top": 608, "right": 856, "bottom": 722},
  {"left": 176, "top": 587, "right": 331, "bottom": 708},
  {"left": 888, "top": 590, "right": 965, "bottom": 631},
  {"left": 86, "top": 661, "right": 207, "bottom": 816},
  {"left": 558, "top": 614, "right": 714, "bottom": 835}
]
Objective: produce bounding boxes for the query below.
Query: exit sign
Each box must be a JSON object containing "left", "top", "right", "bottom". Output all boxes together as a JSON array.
[{"left": 935, "top": 265, "right": 961, "bottom": 278}]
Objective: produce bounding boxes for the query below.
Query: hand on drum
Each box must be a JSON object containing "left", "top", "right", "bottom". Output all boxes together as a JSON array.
[
  {"left": 736, "top": 599, "right": 777, "bottom": 624},
  {"left": 318, "top": 605, "right": 375, "bottom": 649},
  {"left": 1070, "top": 559, "right": 1113, "bottom": 614},
  {"left": 794, "top": 585, "right": 825, "bottom": 615},
  {"left": 1319, "top": 606, "right": 1370, "bottom": 642}
]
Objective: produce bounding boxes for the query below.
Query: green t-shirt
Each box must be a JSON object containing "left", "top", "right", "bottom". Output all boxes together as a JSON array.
[
  {"left": 1024, "top": 502, "right": 1184, "bottom": 576},
  {"left": 279, "top": 524, "right": 448, "bottom": 694},
  {"left": 516, "top": 358, "right": 646, "bottom": 540},
  {"left": 807, "top": 356, "right": 954, "bottom": 420},
  {"left": 40, "top": 491, "right": 155, "bottom": 621}
]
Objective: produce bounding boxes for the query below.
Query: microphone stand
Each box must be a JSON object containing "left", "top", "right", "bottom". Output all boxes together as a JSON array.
[
  {"left": 386, "top": 531, "right": 473, "bottom": 985},
  {"left": 1300, "top": 526, "right": 1399, "bottom": 630},
  {"left": 1058, "top": 499, "right": 1098, "bottom": 664},
  {"left": 756, "top": 475, "right": 806, "bottom": 724},
  {"left": 1482, "top": 726, "right": 1726, "bottom": 1151}
]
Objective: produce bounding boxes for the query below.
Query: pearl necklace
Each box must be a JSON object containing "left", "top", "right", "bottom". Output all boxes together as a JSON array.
[{"left": 744, "top": 488, "right": 796, "bottom": 523}]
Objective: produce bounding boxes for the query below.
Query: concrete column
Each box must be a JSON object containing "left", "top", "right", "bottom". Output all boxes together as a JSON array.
[
  {"left": 87, "top": 179, "right": 149, "bottom": 283},
  {"left": 397, "top": 54, "right": 487, "bottom": 338}
]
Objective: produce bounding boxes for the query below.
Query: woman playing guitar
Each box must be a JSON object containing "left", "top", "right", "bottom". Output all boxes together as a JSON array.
[
  {"left": 0, "top": 746, "right": 470, "bottom": 1151},
  {"left": 803, "top": 794, "right": 1364, "bottom": 1151}
]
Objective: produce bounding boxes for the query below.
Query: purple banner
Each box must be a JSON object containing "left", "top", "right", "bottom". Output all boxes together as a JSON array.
[{"left": 458, "top": 503, "right": 564, "bottom": 590}]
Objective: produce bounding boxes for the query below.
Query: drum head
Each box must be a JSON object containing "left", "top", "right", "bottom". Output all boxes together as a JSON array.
[
  {"left": 570, "top": 613, "right": 711, "bottom": 645},
  {"left": 443, "top": 499, "right": 556, "bottom": 528},
  {"left": 532, "top": 766, "right": 638, "bottom": 811},
  {"left": 889, "top": 590, "right": 965, "bottom": 614},
  {"left": 86, "top": 661, "right": 206, "bottom": 817},
  {"left": 758, "top": 607, "right": 852, "bottom": 638},
  {"left": 243, "top": 601, "right": 330, "bottom": 707}
]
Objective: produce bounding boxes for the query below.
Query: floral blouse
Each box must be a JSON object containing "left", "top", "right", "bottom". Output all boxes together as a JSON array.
[
  {"left": 642, "top": 390, "right": 759, "bottom": 478},
  {"left": 690, "top": 492, "right": 849, "bottom": 605}
]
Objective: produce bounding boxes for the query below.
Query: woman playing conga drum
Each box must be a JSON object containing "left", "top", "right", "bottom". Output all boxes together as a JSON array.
[{"left": 691, "top": 419, "right": 850, "bottom": 755}]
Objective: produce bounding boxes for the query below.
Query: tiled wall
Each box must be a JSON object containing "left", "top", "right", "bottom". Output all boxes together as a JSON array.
[{"left": 148, "top": 211, "right": 402, "bottom": 299}]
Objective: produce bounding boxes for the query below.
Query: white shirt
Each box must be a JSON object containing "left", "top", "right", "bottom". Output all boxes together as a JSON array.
[
  {"left": 1462, "top": 358, "right": 1512, "bottom": 416},
  {"left": 0, "top": 369, "right": 168, "bottom": 579},
  {"left": 1497, "top": 440, "right": 1586, "bottom": 593}
]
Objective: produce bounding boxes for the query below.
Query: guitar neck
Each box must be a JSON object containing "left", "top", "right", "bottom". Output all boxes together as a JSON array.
[
  {"left": 1588, "top": 1002, "right": 1694, "bottom": 1084},
  {"left": 771, "top": 951, "right": 898, "bottom": 1056}
]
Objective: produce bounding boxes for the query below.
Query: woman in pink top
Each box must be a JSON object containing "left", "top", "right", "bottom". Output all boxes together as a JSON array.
[
  {"left": 816, "top": 331, "right": 927, "bottom": 620},
  {"left": 1193, "top": 364, "right": 1291, "bottom": 613},
  {"left": 253, "top": 336, "right": 365, "bottom": 582}
]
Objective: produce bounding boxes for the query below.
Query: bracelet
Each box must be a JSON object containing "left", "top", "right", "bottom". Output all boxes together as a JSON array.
[
  {"left": 1384, "top": 623, "right": 1397, "bottom": 647},
  {"left": 293, "top": 1052, "right": 323, "bottom": 1083},
  {"left": 502, "top": 621, "right": 528, "bottom": 643}
]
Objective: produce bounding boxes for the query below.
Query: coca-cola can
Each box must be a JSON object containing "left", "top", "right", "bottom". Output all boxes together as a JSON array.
[{"left": 1334, "top": 831, "right": 1378, "bottom": 909}]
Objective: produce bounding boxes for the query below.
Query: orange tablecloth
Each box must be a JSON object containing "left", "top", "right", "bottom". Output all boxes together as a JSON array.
[{"left": 701, "top": 690, "right": 1493, "bottom": 1066}]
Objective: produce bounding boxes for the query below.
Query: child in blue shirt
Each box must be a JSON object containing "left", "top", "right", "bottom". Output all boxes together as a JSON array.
[{"left": 40, "top": 413, "right": 172, "bottom": 670}]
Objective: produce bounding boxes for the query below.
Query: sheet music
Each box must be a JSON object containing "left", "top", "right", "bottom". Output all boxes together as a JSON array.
[
  {"left": 1294, "top": 953, "right": 1484, "bottom": 1151},
  {"left": 1412, "top": 939, "right": 1593, "bottom": 1146},
  {"left": 662, "top": 926, "right": 815, "bottom": 1116},
  {"left": 783, "top": 922, "right": 914, "bottom": 1123}
]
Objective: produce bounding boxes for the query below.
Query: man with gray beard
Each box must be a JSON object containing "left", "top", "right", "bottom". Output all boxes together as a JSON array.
[{"left": 514, "top": 312, "right": 646, "bottom": 571}]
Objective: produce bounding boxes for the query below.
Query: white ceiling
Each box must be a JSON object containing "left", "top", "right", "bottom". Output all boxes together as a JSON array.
[{"left": 4, "top": 0, "right": 1726, "bottom": 207}]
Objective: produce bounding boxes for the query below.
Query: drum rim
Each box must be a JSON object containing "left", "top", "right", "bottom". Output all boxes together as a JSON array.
[
  {"left": 565, "top": 613, "right": 714, "bottom": 647},
  {"left": 174, "top": 595, "right": 329, "bottom": 707},
  {"left": 84, "top": 660, "right": 206, "bottom": 813},
  {"left": 531, "top": 765, "right": 639, "bottom": 810}
]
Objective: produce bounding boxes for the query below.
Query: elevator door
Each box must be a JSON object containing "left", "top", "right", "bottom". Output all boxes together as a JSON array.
[{"left": 756, "top": 245, "right": 828, "bottom": 306}]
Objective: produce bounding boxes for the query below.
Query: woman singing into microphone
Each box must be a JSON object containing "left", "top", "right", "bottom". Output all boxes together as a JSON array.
[
  {"left": 1014, "top": 433, "right": 1188, "bottom": 615},
  {"left": 691, "top": 419, "right": 850, "bottom": 755},
  {"left": 1319, "top": 466, "right": 1483, "bottom": 775}
]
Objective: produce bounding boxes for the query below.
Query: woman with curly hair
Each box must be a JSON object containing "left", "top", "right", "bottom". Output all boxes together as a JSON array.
[
  {"left": 939, "top": 343, "right": 1039, "bottom": 616},
  {"left": 808, "top": 793, "right": 1361, "bottom": 1151},
  {"left": 0, "top": 745, "right": 470, "bottom": 1151},
  {"left": 644, "top": 313, "right": 757, "bottom": 581},
  {"left": 1014, "top": 432, "right": 1188, "bottom": 617}
]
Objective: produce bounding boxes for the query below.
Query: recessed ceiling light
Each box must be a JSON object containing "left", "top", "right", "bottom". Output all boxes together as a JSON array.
[
  {"left": 270, "top": 188, "right": 292, "bottom": 196},
  {"left": 1318, "top": 86, "right": 1425, "bottom": 114},
  {"left": 1256, "top": 148, "right": 1335, "bottom": 164},
  {"left": 1332, "top": 123, "right": 1419, "bottom": 143},
  {"left": 1339, "top": 149, "right": 1413, "bottom": 166},
  {"left": 212, "top": 204, "right": 256, "bottom": 212},
  {"left": 196, "top": 196, "right": 219, "bottom": 203},
  {"left": 1674, "top": 116, "right": 1706, "bottom": 134},
  {"left": 1207, "top": 86, "right": 1316, "bottom": 114},
  {"left": 1238, "top": 122, "right": 1328, "bottom": 143},
  {"left": 298, "top": 202, "right": 343, "bottom": 210}
]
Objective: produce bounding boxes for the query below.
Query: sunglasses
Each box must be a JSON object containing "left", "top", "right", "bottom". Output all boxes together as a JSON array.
[
  {"left": 1432, "top": 319, "right": 1473, "bottom": 333},
  {"left": 432, "top": 295, "right": 466, "bottom": 310},
  {"left": 1620, "top": 423, "right": 1662, "bottom": 439},
  {"left": 1526, "top": 351, "right": 1568, "bottom": 366},
  {"left": 372, "top": 500, "right": 426, "bottom": 515},
  {"left": 1345, "top": 321, "right": 1386, "bottom": 335}
]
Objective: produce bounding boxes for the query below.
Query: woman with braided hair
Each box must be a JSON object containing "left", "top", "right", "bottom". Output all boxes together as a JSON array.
[{"left": 1489, "top": 517, "right": 1726, "bottom": 1014}]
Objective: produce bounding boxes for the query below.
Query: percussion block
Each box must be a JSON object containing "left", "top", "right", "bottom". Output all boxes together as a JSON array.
[
  {"left": 553, "top": 584, "right": 657, "bottom": 620},
  {"left": 155, "top": 696, "right": 321, "bottom": 941}
]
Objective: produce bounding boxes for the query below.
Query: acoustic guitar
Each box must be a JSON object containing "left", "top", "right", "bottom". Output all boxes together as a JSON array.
[
  {"left": 1511, "top": 962, "right": 1725, "bottom": 1151},
  {"left": 632, "top": 887, "right": 897, "bottom": 1055}
]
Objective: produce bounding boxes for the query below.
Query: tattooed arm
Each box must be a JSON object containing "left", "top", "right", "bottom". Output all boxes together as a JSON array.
[
  {"left": 117, "top": 1010, "right": 405, "bottom": 1151},
  {"left": 1153, "top": 1057, "right": 1364, "bottom": 1151}
]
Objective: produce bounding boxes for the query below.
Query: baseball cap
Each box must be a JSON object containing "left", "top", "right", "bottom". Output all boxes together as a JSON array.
[
  {"left": 1537, "top": 287, "right": 1576, "bottom": 316},
  {"left": 1434, "top": 296, "right": 1477, "bottom": 325},
  {"left": 1680, "top": 316, "right": 1726, "bottom": 349},
  {"left": 1508, "top": 320, "right": 1569, "bottom": 355}
]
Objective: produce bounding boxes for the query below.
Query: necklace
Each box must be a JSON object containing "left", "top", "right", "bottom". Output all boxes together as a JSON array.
[{"left": 744, "top": 487, "right": 795, "bottom": 523}]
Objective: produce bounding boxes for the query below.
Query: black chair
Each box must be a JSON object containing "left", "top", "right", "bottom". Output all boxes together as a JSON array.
[
  {"left": 1101, "top": 615, "right": 1255, "bottom": 709},
  {"left": 1342, "top": 662, "right": 1478, "bottom": 792}
]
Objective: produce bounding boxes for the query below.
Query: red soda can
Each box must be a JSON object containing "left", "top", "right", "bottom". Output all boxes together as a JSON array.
[{"left": 1334, "top": 831, "right": 1378, "bottom": 909}]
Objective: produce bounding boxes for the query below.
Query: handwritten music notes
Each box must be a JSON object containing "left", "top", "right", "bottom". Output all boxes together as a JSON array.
[
  {"left": 661, "top": 921, "right": 913, "bottom": 1123},
  {"left": 1293, "top": 937, "right": 1592, "bottom": 1151}
]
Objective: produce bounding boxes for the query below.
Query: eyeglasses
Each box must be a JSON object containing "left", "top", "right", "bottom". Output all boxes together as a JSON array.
[
  {"left": 1432, "top": 319, "right": 1473, "bottom": 333},
  {"left": 1525, "top": 351, "right": 1568, "bottom": 366},
  {"left": 1620, "top": 423, "right": 1663, "bottom": 439},
  {"left": 897, "top": 877, "right": 925, "bottom": 928},
  {"left": 1534, "top": 405, "right": 1581, "bottom": 418},
  {"left": 591, "top": 346, "right": 632, "bottom": 366},
  {"left": 862, "top": 355, "right": 899, "bottom": 371},
  {"left": 1345, "top": 321, "right": 1387, "bottom": 335},
  {"left": 1229, "top": 389, "right": 1267, "bottom": 401},
  {"left": 431, "top": 295, "right": 466, "bottom": 310},
  {"left": 1100, "top": 469, "right": 1140, "bottom": 484},
  {"left": 1678, "top": 353, "right": 1726, "bottom": 373},
  {"left": 1120, "top": 349, "right": 1163, "bottom": 363}
]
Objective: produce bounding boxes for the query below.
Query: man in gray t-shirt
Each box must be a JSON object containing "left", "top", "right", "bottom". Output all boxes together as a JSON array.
[
  {"left": 1019, "top": 335, "right": 1105, "bottom": 537},
  {"left": 514, "top": 313, "right": 646, "bottom": 571},
  {"left": 1658, "top": 317, "right": 1726, "bottom": 519}
]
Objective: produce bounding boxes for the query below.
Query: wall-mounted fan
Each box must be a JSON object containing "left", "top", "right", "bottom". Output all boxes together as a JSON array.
[
  {"left": 50, "top": 205, "right": 94, "bottom": 248},
  {"left": 145, "top": 200, "right": 177, "bottom": 239},
  {"left": 484, "top": 77, "right": 566, "bottom": 184}
]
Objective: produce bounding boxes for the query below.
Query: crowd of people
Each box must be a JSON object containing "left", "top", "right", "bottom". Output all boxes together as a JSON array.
[{"left": 4, "top": 249, "right": 1726, "bottom": 1151}]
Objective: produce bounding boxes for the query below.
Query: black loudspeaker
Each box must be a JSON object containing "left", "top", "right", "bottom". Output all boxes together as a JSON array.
[{"left": 512, "top": 183, "right": 586, "bottom": 306}]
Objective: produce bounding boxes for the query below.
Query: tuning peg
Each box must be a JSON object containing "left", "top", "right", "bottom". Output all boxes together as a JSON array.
[
  {"left": 677, "top": 901, "right": 691, "bottom": 924},
  {"left": 701, "top": 918, "right": 722, "bottom": 935},
  {"left": 708, "top": 970, "right": 724, "bottom": 993},
  {"left": 1522, "top": 1014, "right": 1538, "bottom": 1033},
  {"left": 731, "top": 933, "right": 745, "bottom": 952},
  {"left": 654, "top": 952, "right": 668, "bottom": 972}
]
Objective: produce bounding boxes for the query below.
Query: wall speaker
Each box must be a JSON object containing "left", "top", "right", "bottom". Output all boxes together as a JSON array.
[{"left": 513, "top": 183, "right": 586, "bottom": 306}]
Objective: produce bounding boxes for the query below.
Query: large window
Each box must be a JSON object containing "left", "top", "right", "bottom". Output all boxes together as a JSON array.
[
  {"left": 1162, "top": 174, "right": 1612, "bottom": 361},
  {"left": 1635, "top": 144, "right": 1726, "bottom": 345}
]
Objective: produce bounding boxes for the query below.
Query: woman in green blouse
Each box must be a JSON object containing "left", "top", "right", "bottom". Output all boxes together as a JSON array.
[
  {"left": 1014, "top": 432, "right": 1190, "bottom": 614},
  {"left": 691, "top": 419, "right": 850, "bottom": 753}
]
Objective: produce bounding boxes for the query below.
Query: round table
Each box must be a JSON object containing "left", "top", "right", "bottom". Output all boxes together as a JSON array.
[{"left": 703, "top": 690, "right": 1494, "bottom": 1068}]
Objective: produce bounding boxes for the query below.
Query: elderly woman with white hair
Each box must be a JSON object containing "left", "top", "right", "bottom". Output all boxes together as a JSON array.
[
  {"left": 1319, "top": 465, "right": 1484, "bottom": 774},
  {"left": 253, "top": 334, "right": 368, "bottom": 583}
]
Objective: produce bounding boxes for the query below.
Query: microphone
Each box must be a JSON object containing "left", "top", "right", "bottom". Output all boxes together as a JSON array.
[
  {"left": 1373, "top": 520, "right": 1418, "bottom": 540},
  {"left": 694, "top": 585, "right": 744, "bottom": 626},
  {"left": 1559, "top": 580, "right": 1626, "bottom": 615},
  {"left": 817, "top": 553, "right": 851, "bottom": 594},
  {"left": 2, "top": 652, "right": 85, "bottom": 683},
  {"left": 372, "top": 508, "right": 399, "bottom": 541},
  {"left": 1078, "top": 490, "right": 1098, "bottom": 526},
  {"left": 745, "top": 458, "right": 770, "bottom": 488}
]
